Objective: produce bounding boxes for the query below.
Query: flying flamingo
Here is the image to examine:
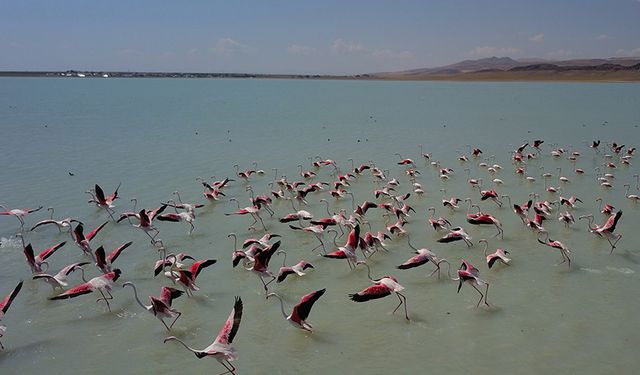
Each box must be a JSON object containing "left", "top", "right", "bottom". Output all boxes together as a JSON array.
[
  {"left": 323, "top": 225, "right": 361, "bottom": 269},
  {"left": 558, "top": 211, "right": 575, "bottom": 227},
  {"left": 50, "top": 269, "right": 122, "bottom": 312},
  {"left": 398, "top": 235, "right": 451, "bottom": 278},
  {"left": 122, "top": 282, "right": 184, "bottom": 331},
  {"left": 164, "top": 296, "right": 243, "bottom": 375},
  {"left": 0, "top": 204, "right": 43, "bottom": 231},
  {"left": 578, "top": 211, "right": 623, "bottom": 253},
  {"left": 224, "top": 198, "right": 266, "bottom": 231},
  {"left": 537, "top": 233, "right": 571, "bottom": 267},
  {"left": 466, "top": 210, "right": 504, "bottom": 239},
  {"left": 348, "top": 262, "right": 409, "bottom": 320},
  {"left": 0, "top": 280, "right": 23, "bottom": 350},
  {"left": 452, "top": 259, "right": 490, "bottom": 308},
  {"left": 30, "top": 207, "right": 82, "bottom": 232},
  {"left": 266, "top": 288, "right": 325, "bottom": 332},
  {"left": 72, "top": 222, "right": 108, "bottom": 259},
  {"left": 173, "top": 259, "right": 218, "bottom": 296},
  {"left": 86, "top": 183, "right": 121, "bottom": 220},
  {"left": 427, "top": 207, "right": 451, "bottom": 231},
  {"left": 437, "top": 227, "right": 473, "bottom": 247},
  {"left": 157, "top": 199, "right": 199, "bottom": 235},
  {"left": 18, "top": 234, "right": 66, "bottom": 274},
  {"left": 559, "top": 195, "right": 582, "bottom": 209},
  {"left": 479, "top": 239, "right": 511, "bottom": 269},
  {"left": 33, "top": 262, "right": 89, "bottom": 290},
  {"left": 595, "top": 198, "right": 615, "bottom": 215},
  {"left": 247, "top": 240, "right": 281, "bottom": 295},
  {"left": 95, "top": 241, "right": 133, "bottom": 273},
  {"left": 275, "top": 250, "right": 314, "bottom": 283},
  {"left": 118, "top": 201, "right": 167, "bottom": 243}
]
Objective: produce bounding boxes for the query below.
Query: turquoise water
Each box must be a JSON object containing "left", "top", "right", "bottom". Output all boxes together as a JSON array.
[{"left": 1, "top": 78, "right": 639, "bottom": 374}]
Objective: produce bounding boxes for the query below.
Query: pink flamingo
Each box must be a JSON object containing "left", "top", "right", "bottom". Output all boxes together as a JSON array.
[
  {"left": 578, "top": 211, "right": 623, "bottom": 253},
  {"left": 437, "top": 227, "right": 473, "bottom": 247},
  {"left": 267, "top": 289, "right": 326, "bottom": 332},
  {"left": 537, "top": 233, "right": 571, "bottom": 267},
  {"left": 479, "top": 239, "right": 511, "bottom": 269},
  {"left": 322, "top": 225, "right": 361, "bottom": 269},
  {"left": 452, "top": 260, "right": 490, "bottom": 307},
  {"left": 398, "top": 235, "right": 451, "bottom": 278},
  {"left": 164, "top": 296, "right": 243, "bottom": 375},
  {"left": 50, "top": 269, "right": 122, "bottom": 312},
  {"left": 0, "top": 204, "right": 43, "bottom": 231},
  {"left": 349, "top": 262, "right": 409, "bottom": 320},
  {"left": 275, "top": 250, "right": 314, "bottom": 283},
  {"left": 86, "top": 183, "right": 121, "bottom": 220},
  {"left": 247, "top": 241, "right": 281, "bottom": 295},
  {"left": 0, "top": 280, "right": 23, "bottom": 350},
  {"left": 123, "top": 282, "right": 184, "bottom": 331},
  {"left": 33, "top": 262, "right": 89, "bottom": 290},
  {"left": 72, "top": 222, "right": 108, "bottom": 258},
  {"left": 174, "top": 259, "right": 218, "bottom": 296},
  {"left": 30, "top": 207, "right": 82, "bottom": 232},
  {"left": 18, "top": 234, "right": 66, "bottom": 274},
  {"left": 95, "top": 241, "right": 133, "bottom": 273}
]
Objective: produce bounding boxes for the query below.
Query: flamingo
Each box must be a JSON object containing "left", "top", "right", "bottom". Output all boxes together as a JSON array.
[
  {"left": 0, "top": 204, "right": 43, "bottom": 231},
  {"left": 526, "top": 214, "right": 546, "bottom": 233},
  {"left": 0, "top": 280, "right": 23, "bottom": 350},
  {"left": 578, "top": 211, "right": 623, "bottom": 253},
  {"left": 86, "top": 183, "right": 120, "bottom": 220},
  {"left": 288, "top": 224, "right": 328, "bottom": 253},
  {"left": 624, "top": 184, "right": 640, "bottom": 201},
  {"left": 224, "top": 198, "right": 266, "bottom": 231},
  {"left": 466, "top": 211, "right": 504, "bottom": 239},
  {"left": 558, "top": 211, "right": 575, "bottom": 227},
  {"left": 50, "top": 269, "right": 122, "bottom": 312},
  {"left": 349, "top": 262, "right": 409, "bottom": 320},
  {"left": 595, "top": 198, "right": 615, "bottom": 215},
  {"left": 452, "top": 260, "right": 490, "bottom": 308},
  {"left": 247, "top": 240, "right": 281, "bottom": 295},
  {"left": 437, "top": 227, "right": 473, "bottom": 247},
  {"left": 479, "top": 239, "right": 510, "bottom": 269},
  {"left": 157, "top": 199, "right": 199, "bottom": 235},
  {"left": 398, "top": 235, "right": 451, "bottom": 278},
  {"left": 174, "top": 259, "right": 218, "bottom": 296},
  {"left": 122, "top": 282, "right": 184, "bottom": 331},
  {"left": 72, "top": 222, "right": 108, "bottom": 259},
  {"left": 164, "top": 296, "right": 243, "bottom": 375},
  {"left": 118, "top": 201, "right": 167, "bottom": 243},
  {"left": 30, "top": 207, "right": 82, "bottom": 232},
  {"left": 323, "top": 225, "right": 361, "bottom": 269},
  {"left": 275, "top": 250, "right": 314, "bottom": 283},
  {"left": 537, "top": 233, "right": 571, "bottom": 267},
  {"left": 33, "top": 262, "right": 89, "bottom": 290},
  {"left": 266, "top": 289, "right": 326, "bottom": 332},
  {"left": 18, "top": 235, "right": 66, "bottom": 274},
  {"left": 427, "top": 207, "right": 451, "bottom": 231},
  {"left": 95, "top": 241, "right": 133, "bottom": 273},
  {"left": 559, "top": 195, "right": 582, "bottom": 209}
]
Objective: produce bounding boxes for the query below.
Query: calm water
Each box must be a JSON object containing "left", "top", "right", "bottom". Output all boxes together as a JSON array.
[{"left": 1, "top": 78, "right": 639, "bottom": 374}]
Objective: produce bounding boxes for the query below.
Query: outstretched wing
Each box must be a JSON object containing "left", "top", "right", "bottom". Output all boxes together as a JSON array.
[
  {"left": 37, "top": 241, "right": 66, "bottom": 262},
  {"left": 50, "top": 282, "right": 94, "bottom": 300},
  {"left": 86, "top": 221, "right": 108, "bottom": 242},
  {"left": 604, "top": 210, "right": 623, "bottom": 232},
  {"left": 215, "top": 296, "right": 243, "bottom": 345},
  {"left": 0, "top": 280, "right": 24, "bottom": 316},
  {"left": 190, "top": 259, "right": 217, "bottom": 280},
  {"left": 292, "top": 288, "right": 326, "bottom": 322},
  {"left": 108, "top": 241, "right": 133, "bottom": 263}
]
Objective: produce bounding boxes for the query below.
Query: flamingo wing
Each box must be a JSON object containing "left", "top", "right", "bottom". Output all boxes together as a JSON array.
[
  {"left": 149, "top": 204, "right": 167, "bottom": 221},
  {"left": 159, "top": 287, "right": 184, "bottom": 306},
  {"left": 0, "top": 280, "right": 23, "bottom": 316},
  {"left": 106, "top": 182, "right": 121, "bottom": 202},
  {"left": 59, "top": 262, "right": 90, "bottom": 276},
  {"left": 108, "top": 241, "right": 133, "bottom": 263},
  {"left": 73, "top": 223, "right": 86, "bottom": 242},
  {"left": 292, "top": 288, "right": 326, "bottom": 322},
  {"left": 347, "top": 225, "right": 360, "bottom": 249},
  {"left": 95, "top": 246, "right": 107, "bottom": 269},
  {"left": 37, "top": 241, "right": 66, "bottom": 262},
  {"left": 397, "top": 254, "right": 429, "bottom": 269},
  {"left": 50, "top": 282, "right": 94, "bottom": 300},
  {"left": 94, "top": 184, "right": 107, "bottom": 203},
  {"left": 23, "top": 243, "right": 36, "bottom": 265},
  {"left": 30, "top": 219, "right": 58, "bottom": 230},
  {"left": 603, "top": 210, "right": 623, "bottom": 232},
  {"left": 349, "top": 283, "right": 391, "bottom": 302},
  {"left": 157, "top": 213, "right": 181, "bottom": 222},
  {"left": 215, "top": 296, "right": 243, "bottom": 345},
  {"left": 86, "top": 221, "right": 108, "bottom": 242},
  {"left": 190, "top": 259, "right": 217, "bottom": 280}
]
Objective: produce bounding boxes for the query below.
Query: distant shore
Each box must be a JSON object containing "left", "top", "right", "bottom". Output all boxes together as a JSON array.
[{"left": 1, "top": 70, "right": 638, "bottom": 82}]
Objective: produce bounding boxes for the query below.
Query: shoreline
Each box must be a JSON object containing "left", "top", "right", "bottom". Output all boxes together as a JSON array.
[{"left": 1, "top": 70, "right": 638, "bottom": 83}]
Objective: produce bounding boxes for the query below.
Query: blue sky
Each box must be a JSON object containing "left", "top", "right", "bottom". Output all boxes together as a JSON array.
[{"left": 1, "top": 0, "right": 639, "bottom": 74}]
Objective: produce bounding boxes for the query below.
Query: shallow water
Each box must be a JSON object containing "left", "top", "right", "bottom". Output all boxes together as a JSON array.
[{"left": 1, "top": 78, "right": 639, "bottom": 374}]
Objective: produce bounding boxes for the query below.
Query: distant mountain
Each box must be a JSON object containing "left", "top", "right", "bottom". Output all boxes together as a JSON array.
[{"left": 371, "top": 56, "right": 640, "bottom": 81}]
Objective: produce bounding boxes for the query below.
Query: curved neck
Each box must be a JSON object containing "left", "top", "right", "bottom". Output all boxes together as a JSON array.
[
  {"left": 229, "top": 233, "right": 237, "bottom": 249},
  {"left": 358, "top": 262, "right": 376, "bottom": 282},
  {"left": 480, "top": 241, "right": 489, "bottom": 256},
  {"left": 167, "top": 337, "right": 200, "bottom": 354},
  {"left": 406, "top": 235, "right": 417, "bottom": 251},
  {"left": 278, "top": 250, "right": 287, "bottom": 267},
  {"left": 124, "top": 283, "right": 149, "bottom": 310},
  {"left": 438, "top": 259, "right": 452, "bottom": 278},
  {"left": 322, "top": 200, "right": 331, "bottom": 216},
  {"left": 269, "top": 293, "right": 288, "bottom": 319}
]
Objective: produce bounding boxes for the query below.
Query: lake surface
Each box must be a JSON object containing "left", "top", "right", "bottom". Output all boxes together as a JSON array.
[{"left": 1, "top": 78, "right": 639, "bottom": 374}]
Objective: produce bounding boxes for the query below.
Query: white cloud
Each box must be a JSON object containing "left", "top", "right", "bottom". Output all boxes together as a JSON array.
[
  {"left": 596, "top": 34, "right": 609, "bottom": 41},
  {"left": 546, "top": 49, "right": 573, "bottom": 59},
  {"left": 332, "top": 38, "right": 367, "bottom": 53},
  {"left": 213, "top": 38, "right": 249, "bottom": 56},
  {"left": 529, "top": 33, "right": 545, "bottom": 43},
  {"left": 615, "top": 47, "right": 640, "bottom": 57},
  {"left": 469, "top": 46, "right": 521, "bottom": 58},
  {"left": 330, "top": 38, "right": 414, "bottom": 60},
  {"left": 287, "top": 44, "right": 316, "bottom": 56}
]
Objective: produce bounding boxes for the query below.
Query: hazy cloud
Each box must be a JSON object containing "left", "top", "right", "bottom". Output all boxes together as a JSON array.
[
  {"left": 332, "top": 38, "right": 367, "bottom": 53},
  {"left": 615, "top": 47, "right": 640, "bottom": 56},
  {"left": 469, "top": 46, "right": 521, "bottom": 58},
  {"left": 287, "top": 44, "right": 316, "bottom": 56},
  {"left": 213, "top": 38, "right": 249, "bottom": 56},
  {"left": 596, "top": 34, "right": 609, "bottom": 41},
  {"left": 546, "top": 49, "right": 573, "bottom": 59},
  {"left": 529, "top": 33, "right": 545, "bottom": 43}
]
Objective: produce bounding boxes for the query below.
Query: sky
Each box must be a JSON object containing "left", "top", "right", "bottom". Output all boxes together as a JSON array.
[{"left": 1, "top": 0, "right": 639, "bottom": 74}]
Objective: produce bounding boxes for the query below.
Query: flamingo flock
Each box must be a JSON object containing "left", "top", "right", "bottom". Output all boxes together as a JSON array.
[{"left": 0, "top": 137, "right": 637, "bottom": 374}]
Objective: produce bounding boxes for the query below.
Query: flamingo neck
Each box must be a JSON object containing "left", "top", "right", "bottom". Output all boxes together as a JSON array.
[{"left": 124, "top": 283, "right": 150, "bottom": 310}]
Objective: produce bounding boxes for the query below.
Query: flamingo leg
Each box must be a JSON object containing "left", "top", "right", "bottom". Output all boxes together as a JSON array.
[
  {"left": 96, "top": 289, "right": 113, "bottom": 312},
  {"left": 393, "top": 292, "right": 409, "bottom": 320},
  {"left": 169, "top": 312, "right": 182, "bottom": 330},
  {"left": 256, "top": 214, "right": 267, "bottom": 231},
  {"left": 160, "top": 318, "right": 171, "bottom": 331}
]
